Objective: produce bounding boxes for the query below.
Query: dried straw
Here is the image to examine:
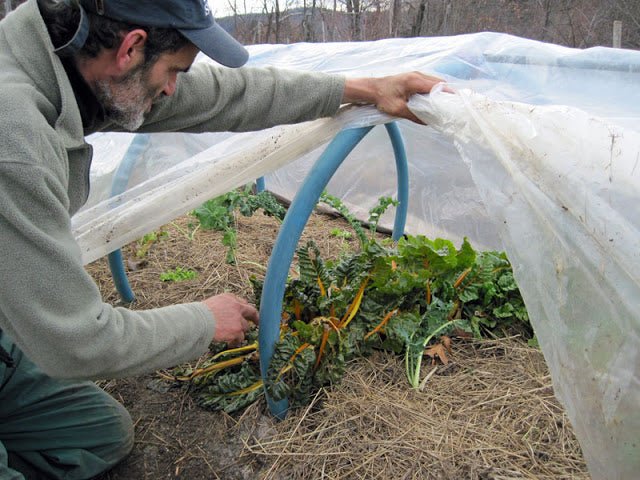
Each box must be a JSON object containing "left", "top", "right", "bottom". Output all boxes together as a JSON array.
[{"left": 245, "top": 339, "right": 588, "bottom": 480}]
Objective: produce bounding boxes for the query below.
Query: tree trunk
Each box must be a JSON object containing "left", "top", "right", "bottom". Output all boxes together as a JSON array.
[
  {"left": 613, "top": 20, "right": 622, "bottom": 47},
  {"left": 540, "top": 0, "right": 552, "bottom": 41},
  {"left": 442, "top": 0, "right": 452, "bottom": 35},
  {"left": 411, "top": 0, "right": 428, "bottom": 37},
  {"left": 262, "top": 0, "right": 274, "bottom": 42},
  {"left": 389, "top": 0, "right": 402, "bottom": 37},
  {"left": 276, "top": 0, "right": 281, "bottom": 43},
  {"left": 303, "top": 0, "right": 317, "bottom": 42},
  {"left": 348, "top": 0, "right": 363, "bottom": 41}
]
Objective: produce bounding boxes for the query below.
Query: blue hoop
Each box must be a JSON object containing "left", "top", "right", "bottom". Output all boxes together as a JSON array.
[{"left": 258, "top": 122, "right": 409, "bottom": 418}]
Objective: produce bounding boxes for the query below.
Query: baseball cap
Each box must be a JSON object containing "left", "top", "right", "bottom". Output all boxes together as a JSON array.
[{"left": 76, "top": 0, "right": 249, "bottom": 67}]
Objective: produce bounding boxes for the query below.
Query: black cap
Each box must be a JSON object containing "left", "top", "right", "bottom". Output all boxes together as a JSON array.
[{"left": 77, "top": 0, "right": 248, "bottom": 67}]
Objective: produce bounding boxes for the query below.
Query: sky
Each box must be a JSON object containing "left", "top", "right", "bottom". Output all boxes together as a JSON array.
[{"left": 211, "top": 0, "right": 268, "bottom": 17}]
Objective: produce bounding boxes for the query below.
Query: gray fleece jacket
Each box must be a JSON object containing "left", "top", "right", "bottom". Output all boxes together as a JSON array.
[{"left": 0, "top": 0, "right": 345, "bottom": 379}]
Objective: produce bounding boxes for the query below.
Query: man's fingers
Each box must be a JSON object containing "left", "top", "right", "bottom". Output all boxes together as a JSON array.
[
  {"left": 405, "top": 111, "right": 425, "bottom": 125},
  {"left": 204, "top": 293, "right": 261, "bottom": 344},
  {"left": 242, "top": 303, "right": 260, "bottom": 325},
  {"left": 228, "top": 334, "right": 245, "bottom": 348},
  {"left": 377, "top": 101, "right": 426, "bottom": 125}
]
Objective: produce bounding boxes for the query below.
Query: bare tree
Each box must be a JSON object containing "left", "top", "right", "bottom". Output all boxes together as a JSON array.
[
  {"left": 302, "top": 0, "right": 318, "bottom": 42},
  {"left": 410, "top": 0, "right": 428, "bottom": 36},
  {"left": 258, "top": 0, "right": 287, "bottom": 43},
  {"left": 389, "top": 0, "right": 402, "bottom": 37},
  {"left": 274, "top": 0, "right": 281, "bottom": 42},
  {"left": 614, "top": 0, "right": 640, "bottom": 48},
  {"left": 344, "top": 0, "right": 364, "bottom": 40},
  {"left": 224, "top": 0, "right": 637, "bottom": 49},
  {"left": 537, "top": 0, "right": 553, "bottom": 41}
]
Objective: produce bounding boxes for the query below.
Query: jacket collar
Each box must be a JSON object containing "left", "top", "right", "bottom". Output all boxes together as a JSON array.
[{"left": 2, "top": 0, "right": 86, "bottom": 149}]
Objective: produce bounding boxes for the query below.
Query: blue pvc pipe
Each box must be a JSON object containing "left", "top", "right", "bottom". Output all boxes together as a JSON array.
[
  {"left": 107, "top": 134, "right": 151, "bottom": 303},
  {"left": 107, "top": 135, "right": 266, "bottom": 303},
  {"left": 259, "top": 122, "right": 409, "bottom": 418},
  {"left": 385, "top": 122, "right": 408, "bottom": 240},
  {"left": 108, "top": 249, "right": 133, "bottom": 302}
]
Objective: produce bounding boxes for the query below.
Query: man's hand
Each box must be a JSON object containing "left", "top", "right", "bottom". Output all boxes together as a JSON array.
[
  {"left": 203, "top": 293, "right": 259, "bottom": 345},
  {"left": 342, "top": 71, "right": 445, "bottom": 124}
]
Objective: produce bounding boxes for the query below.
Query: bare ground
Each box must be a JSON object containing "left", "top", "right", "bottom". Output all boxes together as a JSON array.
[{"left": 88, "top": 210, "right": 590, "bottom": 480}]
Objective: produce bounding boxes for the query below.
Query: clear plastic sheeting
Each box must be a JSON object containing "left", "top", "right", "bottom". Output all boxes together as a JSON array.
[
  {"left": 410, "top": 87, "right": 639, "bottom": 480},
  {"left": 75, "top": 116, "right": 342, "bottom": 263},
  {"left": 83, "top": 131, "right": 235, "bottom": 210},
  {"left": 75, "top": 106, "right": 390, "bottom": 264},
  {"left": 78, "top": 33, "right": 640, "bottom": 257},
  {"left": 74, "top": 33, "right": 640, "bottom": 479}
]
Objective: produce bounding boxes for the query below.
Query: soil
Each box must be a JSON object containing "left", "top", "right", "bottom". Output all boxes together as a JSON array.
[{"left": 88, "top": 209, "right": 590, "bottom": 480}]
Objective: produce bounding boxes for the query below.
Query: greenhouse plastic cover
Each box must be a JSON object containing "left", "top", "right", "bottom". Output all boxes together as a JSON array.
[{"left": 73, "top": 33, "right": 640, "bottom": 479}]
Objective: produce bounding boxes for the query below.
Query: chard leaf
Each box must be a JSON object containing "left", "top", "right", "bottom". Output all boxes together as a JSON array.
[{"left": 493, "top": 303, "right": 516, "bottom": 318}]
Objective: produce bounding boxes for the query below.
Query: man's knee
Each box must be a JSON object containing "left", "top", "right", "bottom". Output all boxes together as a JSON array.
[{"left": 100, "top": 396, "right": 135, "bottom": 468}]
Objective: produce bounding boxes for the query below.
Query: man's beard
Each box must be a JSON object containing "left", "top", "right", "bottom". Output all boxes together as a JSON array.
[{"left": 94, "top": 63, "right": 158, "bottom": 131}]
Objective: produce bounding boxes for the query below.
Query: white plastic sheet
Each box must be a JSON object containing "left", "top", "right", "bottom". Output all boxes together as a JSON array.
[
  {"left": 410, "top": 86, "right": 639, "bottom": 480},
  {"left": 74, "top": 33, "right": 640, "bottom": 479}
]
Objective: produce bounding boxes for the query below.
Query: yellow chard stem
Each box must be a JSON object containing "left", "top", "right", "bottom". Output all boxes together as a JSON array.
[
  {"left": 453, "top": 267, "right": 472, "bottom": 289},
  {"left": 183, "top": 355, "right": 249, "bottom": 381},
  {"left": 211, "top": 342, "right": 258, "bottom": 361},
  {"left": 364, "top": 308, "right": 399, "bottom": 340},
  {"left": 224, "top": 380, "right": 264, "bottom": 396},
  {"left": 340, "top": 276, "right": 369, "bottom": 329},
  {"left": 315, "top": 324, "right": 331, "bottom": 369},
  {"left": 317, "top": 276, "right": 327, "bottom": 297}
]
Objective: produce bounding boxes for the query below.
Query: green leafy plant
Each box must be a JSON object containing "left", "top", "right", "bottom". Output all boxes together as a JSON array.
[
  {"left": 192, "top": 184, "right": 286, "bottom": 263},
  {"left": 159, "top": 267, "right": 197, "bottom": 282},
  {"left": 320, "top": 192, "right": 398, "bottom": 245},
  {"left": 319, "top": 191, "right": 367, "bottom": 245},
  {"left": 170, "top": 221, "right": 200, "bottom": 241},
  {"left": 330, "top": 228, "right": 353, "bottom": 240},
  {"left": 165, "top": 196, "right": 530, "bottom": 413},
  {"left": 135, "top": 230, "right": 168, "bottom": 258}
]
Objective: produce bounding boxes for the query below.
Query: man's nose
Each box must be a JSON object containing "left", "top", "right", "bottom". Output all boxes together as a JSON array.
[{"left": 163, "top": 73, "right": 177, "bottom": 96}]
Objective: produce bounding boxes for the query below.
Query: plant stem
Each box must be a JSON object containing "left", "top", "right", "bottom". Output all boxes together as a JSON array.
[
  {"left": 211, "top": 342, "right": 258, "bottom": 361},
  {"left": 406, "top": 319, "right": 457, "bottom": 389}
]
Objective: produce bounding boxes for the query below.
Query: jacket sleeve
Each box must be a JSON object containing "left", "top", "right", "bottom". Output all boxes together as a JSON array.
[
  {"left": 135, "top": 65, "right": 346, "bottom": 134},
  {"left": 0, "top": 150, "right": 216, "bottom": 379}
]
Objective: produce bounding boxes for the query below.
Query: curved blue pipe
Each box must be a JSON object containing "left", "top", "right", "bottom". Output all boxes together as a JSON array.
[
  {"left": 385, "top": 122, "right": 408, "bottom": 240},
  {"left": 108, "top": 249, "right": 134, "bottom": 302},
  {"left": 107, "top": 134, "right": 151, "bottom": 303},
  {"left": 259, "top": 122, "right": 409, "bottom": 418}
]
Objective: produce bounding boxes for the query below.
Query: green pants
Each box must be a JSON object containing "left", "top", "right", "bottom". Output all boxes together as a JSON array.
[{"left": 0, "top": 331, "right": 133, "bottom": 480}]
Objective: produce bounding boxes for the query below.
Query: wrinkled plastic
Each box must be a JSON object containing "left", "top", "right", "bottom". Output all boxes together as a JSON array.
[
  {"left": 79, "top": 34, "right": 640, "bottom": 258},
  {"left": 75, "top": 118, "right": 341, "bottom": 263},
  {"left": 72, "top": 33, "right": 640, "bottom": 479},
  {"left": 410, "top": 87, "right": 639, "bottom": 480}
]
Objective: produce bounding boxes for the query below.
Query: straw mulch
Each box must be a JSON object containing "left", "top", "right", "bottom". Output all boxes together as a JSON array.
[
  {"left": 243, "top": 339, "right": 587, "bottom": 480},
  {"left": 88, "top": 209, "right": 590, "bottom": 480}
]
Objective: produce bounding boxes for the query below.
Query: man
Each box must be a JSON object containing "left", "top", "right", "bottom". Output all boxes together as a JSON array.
[{"left": 0, "top": 0, "right": 443, "bottom": 478}]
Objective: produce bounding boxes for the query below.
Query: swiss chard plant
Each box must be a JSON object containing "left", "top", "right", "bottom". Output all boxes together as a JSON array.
[
  {"left": 192, "top": 184, "right": 287, "bottom": 263},
  {"left": 165, "top": 194, "right": 530, "bottom": 413}
]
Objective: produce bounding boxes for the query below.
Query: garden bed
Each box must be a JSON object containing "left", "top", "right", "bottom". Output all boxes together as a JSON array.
[{"left": 90, "top": 210, "right": 589, "bottom": 480}]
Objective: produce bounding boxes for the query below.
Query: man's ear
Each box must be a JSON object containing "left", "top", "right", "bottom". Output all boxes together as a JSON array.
[{"left": 114, "top": 29, "right": 147, "bottom": 73}]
